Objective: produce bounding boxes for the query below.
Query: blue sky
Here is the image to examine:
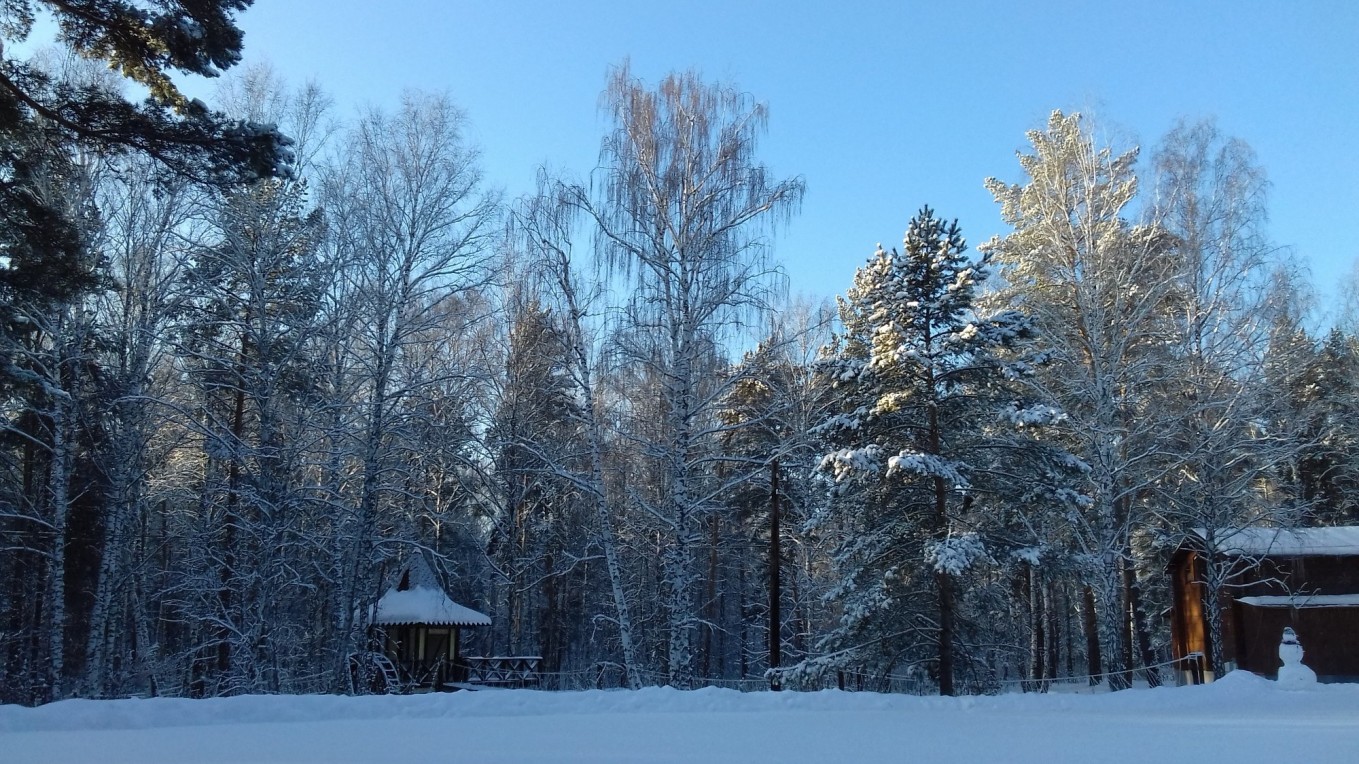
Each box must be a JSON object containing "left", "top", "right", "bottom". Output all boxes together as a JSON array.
[{"left": 213, "top": 0, "right": 1356, "bottom": 318}]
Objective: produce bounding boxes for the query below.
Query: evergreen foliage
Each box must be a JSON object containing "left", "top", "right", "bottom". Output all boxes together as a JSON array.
[
  {"left": 810, "top": 207, "right": 1079, "bottom": 694},
  {"left": 0, "top": 1, "right": 287, "bottom": 309}
]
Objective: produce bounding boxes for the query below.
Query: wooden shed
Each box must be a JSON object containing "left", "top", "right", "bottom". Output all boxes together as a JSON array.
[
  {"left": 369, "top": 558, "right": 491, "bottom": 691},
  {"left": 1169, "top": 527, "right": 1359, "bottom": 684}
]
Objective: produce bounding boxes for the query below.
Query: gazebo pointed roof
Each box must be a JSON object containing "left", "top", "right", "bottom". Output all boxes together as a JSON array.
[{"left": 373, "top": 555, "right": 490, "bottom": 627}]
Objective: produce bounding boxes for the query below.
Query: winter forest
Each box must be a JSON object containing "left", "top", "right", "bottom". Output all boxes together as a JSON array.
[{"left": 4, "top": 3, "right": 1358, "bottom": 707}]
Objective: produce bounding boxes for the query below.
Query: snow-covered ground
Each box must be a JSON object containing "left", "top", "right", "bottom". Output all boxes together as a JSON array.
[{"left": 3, "top": 672, "right": 1357, "bottom": 763}]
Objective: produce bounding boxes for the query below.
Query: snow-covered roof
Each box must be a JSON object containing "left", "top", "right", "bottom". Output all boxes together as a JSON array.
[
  {"left": 373, "top": 586, "right": 490, "bottom": 627},
  {"left": 1192, "top": 527, "right": 1359, "bottom": 557},
  {"left": 1237, "top": 594, "right": 1359, "bottom": 608},
  {"left": 372, "top": 554, "right": 490, "bottom": 627}
]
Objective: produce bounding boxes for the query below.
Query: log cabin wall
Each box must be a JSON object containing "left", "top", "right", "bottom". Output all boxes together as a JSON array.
[{"left": 1170, "top": 550, "right": 1208, "bottom": 664}]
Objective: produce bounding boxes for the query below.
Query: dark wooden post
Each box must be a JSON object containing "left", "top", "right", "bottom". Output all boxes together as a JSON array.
[
  {"left": 769, "top": 459, "right": 782, "bottom": 691},
  {"left": 1083, "top": 585, "right": 1102, "bottom": 685}
]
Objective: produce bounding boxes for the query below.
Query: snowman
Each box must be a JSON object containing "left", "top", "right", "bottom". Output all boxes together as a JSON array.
[{"left": 1276, "top": 627, "right": 1317, "bottom": 687}]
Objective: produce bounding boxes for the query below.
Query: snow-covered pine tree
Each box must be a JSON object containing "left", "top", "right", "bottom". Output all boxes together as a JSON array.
[
  {"left": 0, "top": 2, "right": 288, "bottom": 323},
  {"left": 712, "top": 310, "right": 834, "bottom": 684},
  {"left": 982, "top": 111, "right": 1181, "bottom": 688},
  {"left": 811, "top": 207, "right": 1060, "bottom": 695}
]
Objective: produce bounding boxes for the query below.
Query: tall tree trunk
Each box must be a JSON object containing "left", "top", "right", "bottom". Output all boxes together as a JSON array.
[
  {"left": 44, "top": 396, "right": 74, "bottom": 702},
  {"left": 791, "top": 547, "right": 806, "bottom": 660},
  {"left": 539, "top": 548, "right": 559, "bottom": 674},
  {"left": 1045, "top": 580, "right": 1059, "bottom": 683},
  {"left": 1065, "top": 586, "right": 1075, "bottom": 678},
  {"left": 553, "top": 258, "right": 640, "bottom": 688},
  {"left": 1098, "top": 562, "right": 1131, "bottom": 690},
  {"left": 1028, "top": 565, "right": 1045, "bottom": 691},
  {"left": 591, "top": 485, "right": 640, "bottom": 688},
  {"left": 1092, "top": 489, "right": 1131, "bottom": 691},
  {"left": 217, "top": 360, "right": 247, "bottom": 692},
  {"left": 1123, "top": 554, "right": 1161, "bottom": 687},
  {"left": 663, "top": 521, "right": 695, "bottom": 687},
  {"left": 83, "top": 461, "right": 132, "bottom": 698},
  {"left": 1203, "top": 553, "right": 1227, "bottom": 677},
  {"left": 662, "top": 335, "right": 698, "bottom": 688},
  {"left": 6, "top": 436, "right": 39, "bottom": 702},
  {"left": 937, "top": 569, "right": 956, "bottom": 695},
  {"left": 1082, "top": 584, "right": 1101, "bottom": 686},
  {"left": 768, "top": 460, "right": 781, "bottom": 690},
  {"left": 927, "top": 397, "right": 955, "bottom": 696},
  {"left": 87, "top": 360, "right": 155, "bottom": 697},
  {"left": 335, "top": 350, "right": 388, "bottom": 692},
  {"left": 701, "top": 514, "right": 718, "bottom": 679},
  {"left": 508, "top": 494, "right": 524, "bottom": 654},
  {"left": 579, "top": 396, "right": 639, "bottom": 686},
  {"left": 738, "top": 554, "right": 748, "bottom": 679}
]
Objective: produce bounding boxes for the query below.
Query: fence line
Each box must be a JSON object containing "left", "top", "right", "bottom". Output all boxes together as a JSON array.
[
  {"left": 988, "top": 656, "right": 1185, "bottom": 690},
  {"left": 518, "top": 655, "right": 1193, "bottom": 695}
]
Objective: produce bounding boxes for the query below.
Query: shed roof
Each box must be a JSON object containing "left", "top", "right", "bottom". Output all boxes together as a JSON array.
[
  {"left": 373, "top": 585, "right": 490, "bottom": 627},
  {"left": 1192, "top": 527, "right": 1359, "bottom": 557},
  {"left": 1237, "top": 594, "right": 1359, "bottom": 608}
]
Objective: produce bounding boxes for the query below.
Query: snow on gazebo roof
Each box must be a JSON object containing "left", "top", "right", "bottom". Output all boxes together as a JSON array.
[
  {"left": 372, "top": 554, "right": 490, "bottom": 627},
  {"left": 1192, "top": 527, "right": 1359, "bottom": 557},
  {"left": 373, "top": 585, "right": 490, "bottom": 627}
]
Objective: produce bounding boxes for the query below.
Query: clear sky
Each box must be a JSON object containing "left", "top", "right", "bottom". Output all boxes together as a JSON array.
[{"left": 206, "top": 0, "right": 1357, "bottom": 318}]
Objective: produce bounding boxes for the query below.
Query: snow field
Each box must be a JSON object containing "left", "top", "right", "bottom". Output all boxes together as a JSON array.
[{"left": 2, "top": 671, "right": 1357, "bottom": 763}]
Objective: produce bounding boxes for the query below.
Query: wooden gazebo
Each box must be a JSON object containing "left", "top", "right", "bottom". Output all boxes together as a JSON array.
[{"left": 370, "top": 558, "right": 490, "bottom": 691}]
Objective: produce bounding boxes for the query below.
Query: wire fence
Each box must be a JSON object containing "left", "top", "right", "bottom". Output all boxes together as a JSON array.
[
  {"left": 986, "top": 656, "right": 1188, "bottom": 693},
  {"left": 513, "top": 655, "right": 1194, "bottom": 695},
  {"left": 527, "top": 667, "right": 775, "bottom": 692}
]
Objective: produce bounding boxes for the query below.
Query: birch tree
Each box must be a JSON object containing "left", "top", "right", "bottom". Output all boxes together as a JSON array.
[
  {"left": 511, "top": 176, "right": 642, "bottom": 686},
  {"left": 80, "top": 158, "right": 199, "bottom": 698},
  {"left": 1148, "top": 120, "right": 1296, "bottom": 675},
  {"left": 565, "top": 64, "right": 803, "bottom": 686},
  {"left": 322, "top": 91, "right": 498, "bottom": 687}
]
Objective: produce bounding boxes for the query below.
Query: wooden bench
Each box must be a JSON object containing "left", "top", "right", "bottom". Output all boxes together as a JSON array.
[{"left": 462, "top": 656, "right": 542, "bottom": 688}]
